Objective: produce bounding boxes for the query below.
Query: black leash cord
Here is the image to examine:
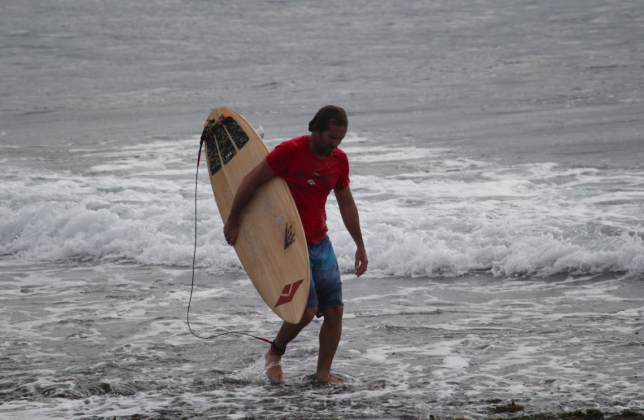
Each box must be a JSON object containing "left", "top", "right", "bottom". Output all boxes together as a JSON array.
[{"left": 186, "top": 136, "right": 271, "bottom": 344}]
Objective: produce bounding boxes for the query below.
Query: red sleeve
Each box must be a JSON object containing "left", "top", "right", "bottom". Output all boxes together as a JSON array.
[{"left": 265, "top": 139, "right": 298, "bottom": 176}]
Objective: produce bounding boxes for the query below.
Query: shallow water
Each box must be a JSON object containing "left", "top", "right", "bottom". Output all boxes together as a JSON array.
[
  {"left": 1, "top": 0, "right": 644, "bottom": 419},
  {"left": 1, "top": 262, "right": 643, "bottom": 419}
]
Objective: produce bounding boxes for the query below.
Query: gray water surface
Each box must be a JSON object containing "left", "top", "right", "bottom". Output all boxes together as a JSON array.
[{"left": 1, "top": 1, "right": 644, "bottom": 419}]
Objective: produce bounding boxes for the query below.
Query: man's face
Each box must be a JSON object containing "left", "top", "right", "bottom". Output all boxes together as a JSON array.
[{"left": 311, "top": 125, "right": 347, "bottom": 157}]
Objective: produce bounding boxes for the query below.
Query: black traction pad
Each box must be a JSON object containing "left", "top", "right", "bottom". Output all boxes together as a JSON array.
[
  {"left": 203, "top": 119, "right": 237, "bottom": 175},
  {"left": 201, "top": 114, "right": 251, "bottom": 176},
  {"left": 201, "top": 123, "right": 222, "bottom": 175},
  {"left": 220, "top": 115, "right": 250, "bottom": 150}
]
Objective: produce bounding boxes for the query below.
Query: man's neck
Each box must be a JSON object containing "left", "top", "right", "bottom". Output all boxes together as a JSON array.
[{"left": 308, "top": 133, "right": 326, "bottom": 159}]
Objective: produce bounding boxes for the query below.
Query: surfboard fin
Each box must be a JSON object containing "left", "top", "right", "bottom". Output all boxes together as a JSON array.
[{"left": 256, "top": 125, "right": 264, "bottom": 139}]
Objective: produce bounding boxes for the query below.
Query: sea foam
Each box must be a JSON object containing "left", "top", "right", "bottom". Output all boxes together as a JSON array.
[{"left": 2, "top": 137, "right": 643, "bottom": 278}]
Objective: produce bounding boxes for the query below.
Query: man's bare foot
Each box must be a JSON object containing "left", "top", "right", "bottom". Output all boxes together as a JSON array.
[
  {"left": 264, "top": 349, "right": 285, "bottom": 384},
  {"left": 315, "top": 373, "right": 346, "bottom": 384}
]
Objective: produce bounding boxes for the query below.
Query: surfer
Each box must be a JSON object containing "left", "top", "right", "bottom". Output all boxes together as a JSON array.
[{"left": 223, "top": 105, "right": 368, "bottom": 383}]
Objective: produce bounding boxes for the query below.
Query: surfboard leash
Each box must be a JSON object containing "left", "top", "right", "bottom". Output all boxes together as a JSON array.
[{"left": 187, "top": 135, "right": 272, "bottom": 345}]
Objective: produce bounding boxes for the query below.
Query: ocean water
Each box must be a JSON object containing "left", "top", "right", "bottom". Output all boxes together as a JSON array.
[{"left": 1, "top": 0, "right": 643, "bottom": 419}]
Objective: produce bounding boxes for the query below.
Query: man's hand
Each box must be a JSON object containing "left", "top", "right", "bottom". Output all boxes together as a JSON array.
[
  {"left": 355, "top": 246, "right": 368, "bottom": 277},
  {"left": 223, "top": 216, "right": 239, "bottom": 246}
]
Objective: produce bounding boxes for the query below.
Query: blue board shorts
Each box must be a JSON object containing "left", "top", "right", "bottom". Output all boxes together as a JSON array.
[{"left": 306, "top": 235, "right": 343, "bottom": 318}]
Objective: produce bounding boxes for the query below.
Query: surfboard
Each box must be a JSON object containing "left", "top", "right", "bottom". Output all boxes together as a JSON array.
[{"left": 201, "top": 107, "right": 309, "bottom": 324}]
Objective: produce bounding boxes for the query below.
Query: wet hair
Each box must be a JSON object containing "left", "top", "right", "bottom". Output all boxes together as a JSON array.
[{"left": 308, "top": 105, "right": 348, "bottom": 133}]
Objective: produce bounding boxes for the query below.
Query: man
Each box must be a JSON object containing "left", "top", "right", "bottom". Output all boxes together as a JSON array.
[{"left": 223, "top": 105, "right": 368, "bottom": 383}]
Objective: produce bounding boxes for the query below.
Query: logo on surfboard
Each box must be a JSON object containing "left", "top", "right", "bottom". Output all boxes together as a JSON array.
[
  {"left": 284, "top": 224, "right": 296, "bottom": 250},
  {"left": 275, "top": 279, "right": 304, "bottom": 308}
]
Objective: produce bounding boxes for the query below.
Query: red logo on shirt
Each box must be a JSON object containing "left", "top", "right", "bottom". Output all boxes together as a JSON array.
[
  {"left": 293, "top": 169, "right": 335, "bottom": 188},
  {"left": 275, "top": 279, "right": 304, "bottom": 307}
]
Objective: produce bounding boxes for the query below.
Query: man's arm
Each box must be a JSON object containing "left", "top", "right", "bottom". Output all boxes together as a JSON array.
[
  {"left": 334, "top": 185, "right": 368, "bottom": 277},
  {"left": 224, "top": 159, "right": 277, "bottom": 245}
]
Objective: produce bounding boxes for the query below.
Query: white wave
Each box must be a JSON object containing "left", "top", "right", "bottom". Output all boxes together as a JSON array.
[{"left": 2, "top": 138, "right": 643, "bottom": 278}]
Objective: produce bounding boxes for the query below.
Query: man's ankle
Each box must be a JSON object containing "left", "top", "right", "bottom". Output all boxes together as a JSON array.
[
  {"left": 269, "top": 341, "right": 286, "bottom": 356},
  {"left": 267, "top": 348, "right": 281, "bottom": 358}
]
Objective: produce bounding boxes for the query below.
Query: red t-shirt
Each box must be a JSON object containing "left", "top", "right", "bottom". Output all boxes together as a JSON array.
[{"left": 266, "top": 135, "right": 350, "bottom": 243}]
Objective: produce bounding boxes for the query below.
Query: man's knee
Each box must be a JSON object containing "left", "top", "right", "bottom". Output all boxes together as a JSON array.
[
  {"left": 301, "top": 306, "right": 317, "bottom": 325},
  {"left": 323, "top": 305, "right": 343, "bottom": 323}
]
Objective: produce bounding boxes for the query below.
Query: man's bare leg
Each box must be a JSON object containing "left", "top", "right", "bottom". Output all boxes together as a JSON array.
[
  {"left": 265, "top": 306, "right": 317, "bottom": 383},
  {"left": 316, "top": 305, "right": 344, "bottom": 383}
]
